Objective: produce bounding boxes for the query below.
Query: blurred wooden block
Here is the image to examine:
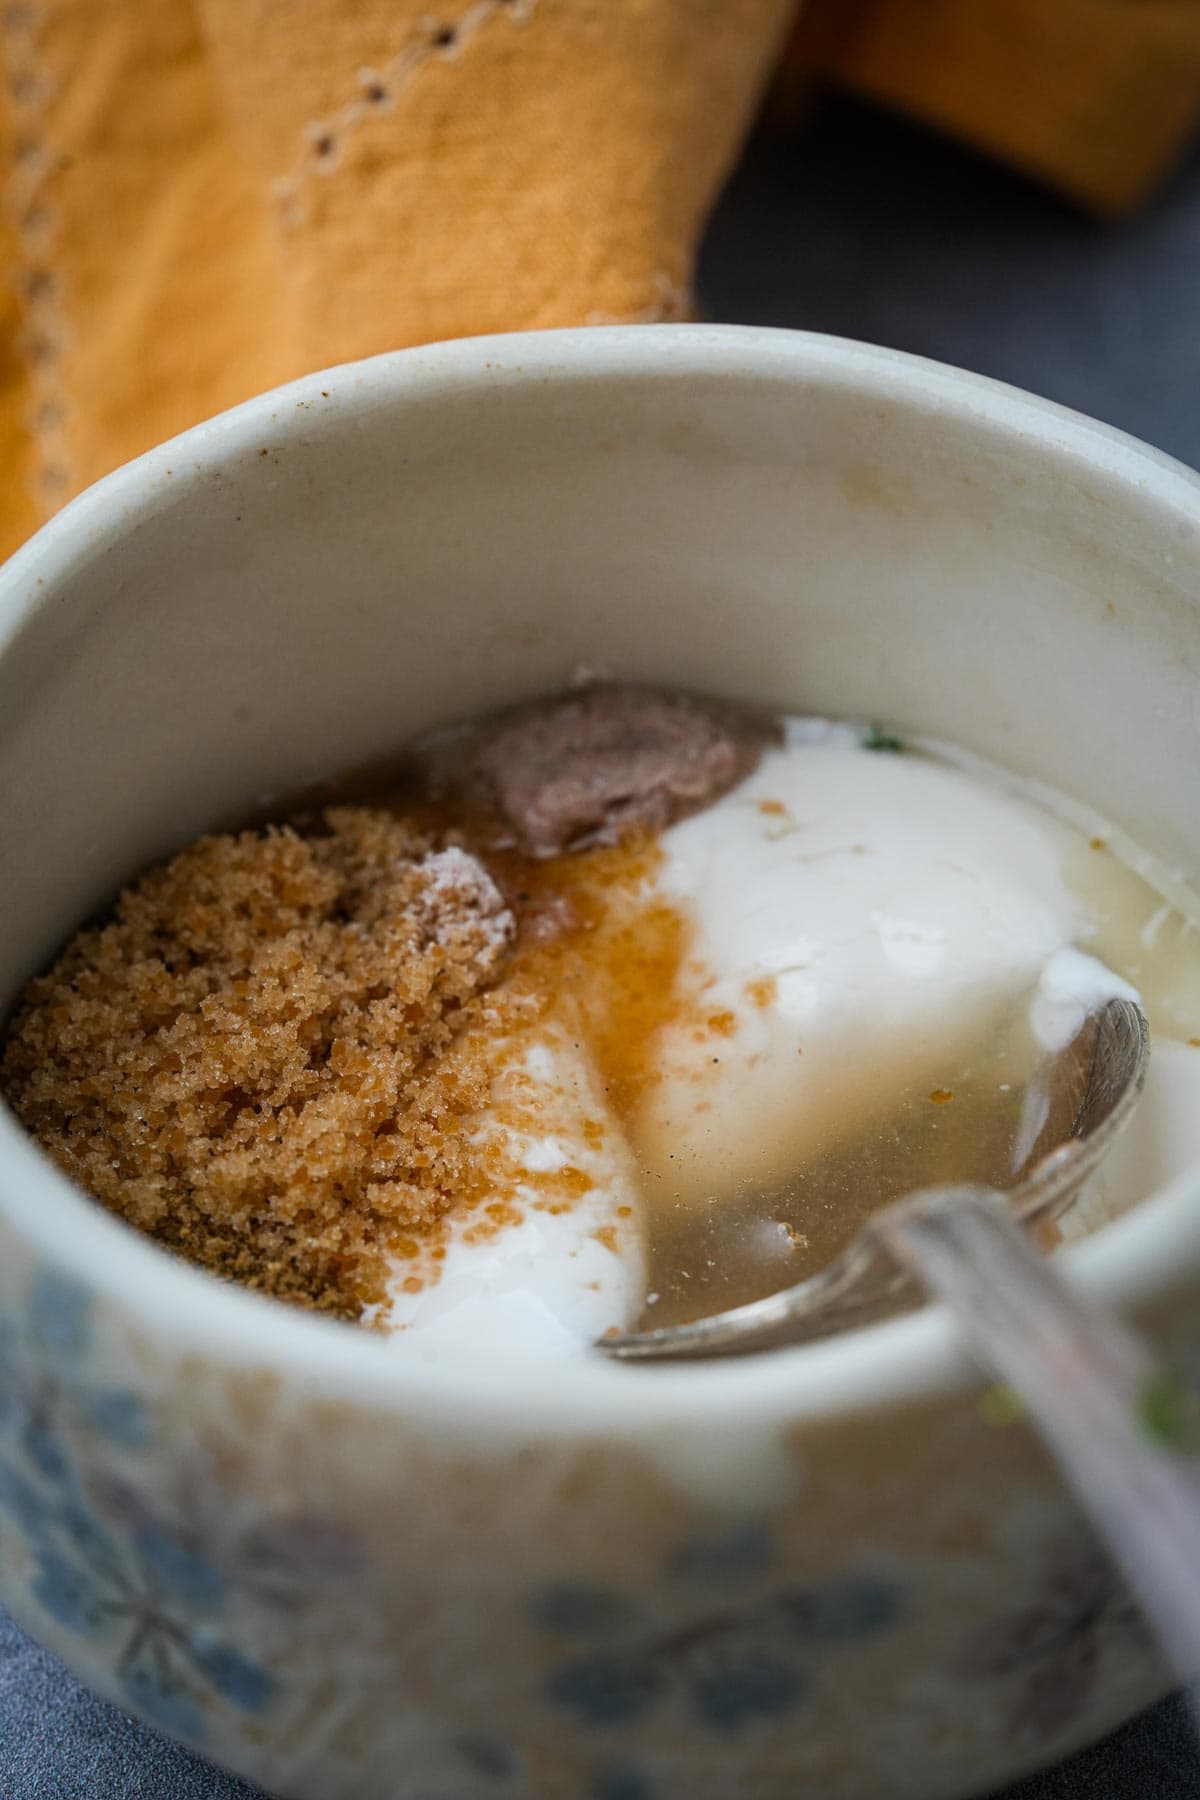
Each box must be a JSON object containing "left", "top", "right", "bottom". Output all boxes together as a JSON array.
[{"left": 773, "top": 0, "right": 1200, "bottom": 214}]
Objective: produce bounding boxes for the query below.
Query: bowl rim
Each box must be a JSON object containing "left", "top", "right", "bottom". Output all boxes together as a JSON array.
[{"left": 3, "top": 321, "right": 1200, "bottom": 1433}]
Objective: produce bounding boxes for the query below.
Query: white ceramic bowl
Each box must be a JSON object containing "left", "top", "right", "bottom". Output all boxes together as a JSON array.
[{"left": 1, "top": 326, "right": 1198, "bottom": 1800}]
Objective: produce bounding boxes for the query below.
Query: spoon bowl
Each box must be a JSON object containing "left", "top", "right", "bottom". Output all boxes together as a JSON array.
[{"left": 601, "top": 994, "right": 1149, "bottom": 1361}]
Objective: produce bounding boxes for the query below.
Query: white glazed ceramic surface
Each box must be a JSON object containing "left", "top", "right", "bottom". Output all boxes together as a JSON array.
[{"left": 1, "top": 327, "right": 1199, "bottom": 1800}]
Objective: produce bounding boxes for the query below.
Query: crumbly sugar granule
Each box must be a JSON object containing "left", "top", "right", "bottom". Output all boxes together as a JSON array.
[{"left": 0, "top": 808, "right": 514, "bottom": 1319}]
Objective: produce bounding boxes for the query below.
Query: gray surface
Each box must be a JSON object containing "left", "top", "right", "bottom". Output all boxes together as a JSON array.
[
  {"left": 701, "top": 95, "right": 1200, "bottom": 471},
  {"left": 5, "top": 94, "right": 1200, "bottom": 1797}
]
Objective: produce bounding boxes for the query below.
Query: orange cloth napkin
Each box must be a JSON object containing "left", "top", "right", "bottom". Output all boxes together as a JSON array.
[
  {"left": 5, "top": 0, "right": 1200, "bottom": 564},
  {"left": 0, "top": 0, "right": 796, "bottom": 559}
]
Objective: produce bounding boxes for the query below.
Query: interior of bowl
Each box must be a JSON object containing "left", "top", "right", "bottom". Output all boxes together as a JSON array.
[{"left": 3, "top": 324, "right": 1200, "bottom": 1415}]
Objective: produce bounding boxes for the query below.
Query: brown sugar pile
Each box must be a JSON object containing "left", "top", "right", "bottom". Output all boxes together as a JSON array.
[{"left": 0, "top": 808, "right": 514, "bottom": 1319}]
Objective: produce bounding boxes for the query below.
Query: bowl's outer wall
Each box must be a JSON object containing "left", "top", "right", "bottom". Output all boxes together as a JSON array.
[{"left": 0, "top": 328, "right": 1197, "bottom": 1798}]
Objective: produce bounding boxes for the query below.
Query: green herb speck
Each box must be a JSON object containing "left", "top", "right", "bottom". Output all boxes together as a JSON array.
[
  {"left": 1136, "top": 1368, "right": 1200, "bottom": 1452},
  {"left": 863, "top": 724, "right": 904, "bottom": 753},
  {"left": 980, "top": 1384, "right": 1025, "bottom": 1427}
]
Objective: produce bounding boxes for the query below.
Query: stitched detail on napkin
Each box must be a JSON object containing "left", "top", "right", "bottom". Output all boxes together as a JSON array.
[{"left": 271, "top": 0, "right": 537, "bottom": 230}]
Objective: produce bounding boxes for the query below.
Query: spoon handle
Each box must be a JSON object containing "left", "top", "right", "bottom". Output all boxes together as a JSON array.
[{"left": 877, "top": 1186, "right": 1200, "bottom": 1700}]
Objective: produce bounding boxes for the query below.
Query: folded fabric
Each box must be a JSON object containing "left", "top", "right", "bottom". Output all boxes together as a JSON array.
[
  {"left": 0, "top": 0, "right": 795, "bottom": 559},
  {"left": 4, "top": 0, "right": 1200, "bottom": 564},
  {"left": 776, "top": 0, "right": 1200, "bottom": 215}
]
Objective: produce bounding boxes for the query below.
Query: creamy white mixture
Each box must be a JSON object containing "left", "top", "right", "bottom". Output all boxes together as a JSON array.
[
  {"left": 383, "top": 1029, "right": 645, "bottom": 1356},
  {"left": 634, "top": 727, "right": 1121, "bottom": 1209},
  {"left": 385, "top": 721, "right": 1200, "bottom": 1354}
]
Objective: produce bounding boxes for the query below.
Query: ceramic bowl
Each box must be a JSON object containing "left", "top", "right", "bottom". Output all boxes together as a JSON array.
[{"left": 1, "top": 326, "right": 1199, "bottom": 1800}]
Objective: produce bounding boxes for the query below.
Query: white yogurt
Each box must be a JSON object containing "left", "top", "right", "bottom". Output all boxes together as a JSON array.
[
  {"left": 631, "top": 738, "right": 1098, "bottom": 1206},
  {"left": 385, "top": 1029, "right": 644, "bottom": 1352}
]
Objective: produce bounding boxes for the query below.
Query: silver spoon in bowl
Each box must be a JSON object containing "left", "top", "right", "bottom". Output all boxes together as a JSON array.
[{"left": 599, "top": 998, "right": 1200, "bottom": 1703}]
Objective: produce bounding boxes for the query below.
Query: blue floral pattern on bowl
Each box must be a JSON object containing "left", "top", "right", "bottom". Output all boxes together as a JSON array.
[
  {"left": 0, "top": 1255, "right": 1164, "bottom": 1800},
  {"left": 537, "top": 1521, "right": 901, "bottom": 1736},
  {"left": 0, "top": 1270, "right": 278, "bottom": 1740},
  {"left": 956, "top": 1541, "right": 1150, "bottom": 1747}
]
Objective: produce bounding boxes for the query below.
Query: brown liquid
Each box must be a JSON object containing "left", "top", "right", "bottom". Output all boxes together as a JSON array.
[{"left": 637, "top": 992, "right": 1074, "bottom": 1328}]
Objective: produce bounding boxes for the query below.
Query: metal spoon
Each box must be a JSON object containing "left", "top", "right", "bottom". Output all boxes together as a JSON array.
[{"left": 600, "top": 998, "right": 1200, "bottom": 1700}]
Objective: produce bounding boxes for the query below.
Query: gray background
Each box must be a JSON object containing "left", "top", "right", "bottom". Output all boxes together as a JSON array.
[{"left": 4, "top": 94, "right": 1199, "bottom": 1797}]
